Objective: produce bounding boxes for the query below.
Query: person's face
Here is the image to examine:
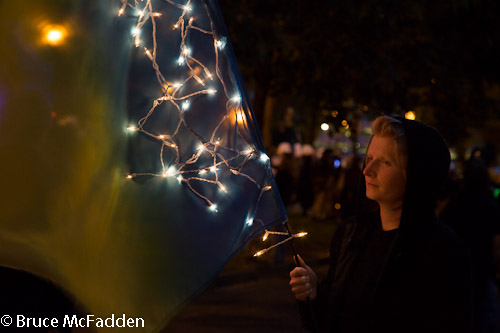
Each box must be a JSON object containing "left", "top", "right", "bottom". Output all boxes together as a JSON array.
[{"left": 363, "top": 136, "right": 406, "bottom": 207}]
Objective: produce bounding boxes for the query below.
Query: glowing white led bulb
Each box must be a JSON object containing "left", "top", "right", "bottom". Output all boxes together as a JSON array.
[
  {"left": 216, "top": 39, "right": 226, "bottom": 49},
  {"left": 259, "top": 153, "right": 270, "bottom": 163},
  {"left": 132, "top": 27, "right": 141, "bottom": 36},
  {"left": 163, "top": 165, "right": 177, "bottom": 177}
]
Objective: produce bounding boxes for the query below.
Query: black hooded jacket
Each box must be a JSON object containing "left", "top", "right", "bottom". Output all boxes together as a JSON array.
[{"left": 299, "top": 119, "right": 473, "bottom": 332}]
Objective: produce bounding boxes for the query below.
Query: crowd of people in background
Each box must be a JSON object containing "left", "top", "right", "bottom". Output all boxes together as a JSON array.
[
  {"left": 271, "top": 143, "right": 364, "bottom": 221},
  {"left": 271, "top": 142, "right": 500, "bottom": 220},
  {"left": 271, "top": 140, "right": 500, "bottom": 332}
]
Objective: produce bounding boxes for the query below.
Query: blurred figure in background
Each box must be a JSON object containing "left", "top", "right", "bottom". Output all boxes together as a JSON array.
[
  {"left": 274, "top": 142, "right": 297, "bottom": 209},
  {"left": 440, "top": 154, "right": 500, "bottom": 333},
  {"left": 272, "top": 142, "right": 297, "bottom": 266},
  {"left": 340, "top": 153, "right": 363, "bottom": 220},
  {"left": 310, "top": 149, "right": 342, "bottom": 220},
  {"left": 297, "top": 145, "right": 316, "bottom": 216}
]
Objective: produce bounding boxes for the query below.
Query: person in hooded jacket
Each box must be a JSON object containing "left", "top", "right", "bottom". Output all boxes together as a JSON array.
[{"left": 289, "top": 115, "right": 473, "bottom": 333}]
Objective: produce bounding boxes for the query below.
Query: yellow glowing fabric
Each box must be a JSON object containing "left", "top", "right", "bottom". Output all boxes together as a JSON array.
[{"left": 0, "top": 0, "right": 286, "bottom": 331}]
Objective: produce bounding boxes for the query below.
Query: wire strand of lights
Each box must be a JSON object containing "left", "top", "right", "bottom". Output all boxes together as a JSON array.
[
  {"left": 254, "top": 231, "right": 308, "bottom": 257},
  {"left": 119, "top": 0, "right": 261, "bottom": 206},
  {"left": 119, "top": 0, "right": 295, "bottom": 255}
]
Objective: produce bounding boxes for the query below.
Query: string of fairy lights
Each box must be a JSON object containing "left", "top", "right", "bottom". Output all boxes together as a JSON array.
[{"left": 118, "top": 0, "right": 306, "bottom": 256}]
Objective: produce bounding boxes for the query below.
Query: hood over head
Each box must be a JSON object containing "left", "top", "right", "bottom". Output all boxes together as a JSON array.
[{"left": 358, "top": 117, "right": 451, "bottom": 238}]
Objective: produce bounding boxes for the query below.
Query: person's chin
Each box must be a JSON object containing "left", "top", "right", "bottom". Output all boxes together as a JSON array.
[{"left": 365, "top": 190, "right": 378, "bottom": 201}]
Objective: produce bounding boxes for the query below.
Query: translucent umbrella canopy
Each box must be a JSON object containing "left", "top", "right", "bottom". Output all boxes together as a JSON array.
[{"left": 0, "top": 0, "right": 286, "bottom": 331}]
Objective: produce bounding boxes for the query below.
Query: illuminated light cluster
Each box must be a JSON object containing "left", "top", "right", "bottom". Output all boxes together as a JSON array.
[
  {"left": 118, "top": 0, "right": 274, "bottom": 216},
  {"left": 118, "top": 0, "right": 293, "bottom": 256},
  {"left": 253, "top": 230, "right": 308, "bottom": 257}
]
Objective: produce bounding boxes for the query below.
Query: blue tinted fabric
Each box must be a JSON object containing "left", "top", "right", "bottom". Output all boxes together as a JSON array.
[{"left": 0, "top": 0, "right": 286, "bottom": 330}]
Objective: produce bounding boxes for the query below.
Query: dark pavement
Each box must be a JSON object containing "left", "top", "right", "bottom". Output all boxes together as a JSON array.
[{"left": 164, "top": 212, "right": 338, "bottom": 332}]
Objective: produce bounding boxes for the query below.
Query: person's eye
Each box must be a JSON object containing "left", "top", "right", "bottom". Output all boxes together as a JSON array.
[{"left": 383, "top": 160, "right": 391, "bottom": 166}]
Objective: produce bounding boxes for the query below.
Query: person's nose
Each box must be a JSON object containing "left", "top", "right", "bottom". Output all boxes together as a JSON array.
[{"left": 363, "top": 160, "right": 376, "bottom": 177}]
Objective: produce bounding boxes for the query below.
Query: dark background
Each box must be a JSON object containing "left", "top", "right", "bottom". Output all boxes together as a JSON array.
[{"left": 219, "top": 0, "right": 500, "bottom": 159}]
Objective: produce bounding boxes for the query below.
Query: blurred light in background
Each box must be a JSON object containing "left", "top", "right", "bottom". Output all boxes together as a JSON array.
[
  {"left": 42, "top": 24, "right": 68, "bottom": 46},
  {"left": 321, "top": 123, "right": 329, "bottom": 131},
  {"left": 405, "top": 111, "right": 416, "bottom": 120}
]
